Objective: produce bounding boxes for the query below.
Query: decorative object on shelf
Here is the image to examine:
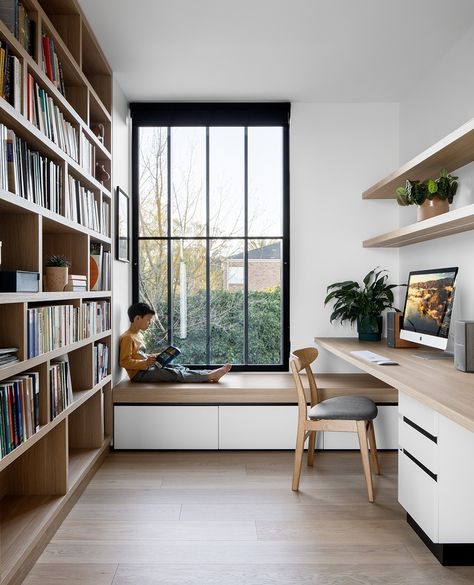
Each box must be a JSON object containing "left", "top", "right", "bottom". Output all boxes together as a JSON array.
[
  {"left": 91, "top": 123, "right": 105, "bottom": 143},
  {"left": 116, "top": 186, "right": 130, "bottom": 262},
  {"left": 95, "top": 162, "right": 110, "bottom": 184},
  {"left": 0, "top": 270, "right": 40, "bottom": 292},
  {"left": 395, "top": 168, "right": 458, "bottom": 221},
  {"left": 44, "top": 255, "right": 71, "bottom": 292},
  {"left": 324, "top": 268, "right": 400, "bottom": 341}
]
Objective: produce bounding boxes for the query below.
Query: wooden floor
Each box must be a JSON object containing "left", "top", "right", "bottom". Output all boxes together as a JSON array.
[{"left": 24, "top": 450, "right": 474, "bottom": 585}]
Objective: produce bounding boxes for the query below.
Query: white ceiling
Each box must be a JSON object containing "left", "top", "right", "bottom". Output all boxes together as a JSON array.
[{"left": 78, "top": 0, "right": 474, "bottom": 103}]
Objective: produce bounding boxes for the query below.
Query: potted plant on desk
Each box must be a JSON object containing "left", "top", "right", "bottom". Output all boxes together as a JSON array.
[{"left": 324, "top": 268, "right": 399, "bottom": 341}]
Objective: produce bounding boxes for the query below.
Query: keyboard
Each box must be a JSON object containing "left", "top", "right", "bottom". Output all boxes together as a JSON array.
[{"left": 350, "top": 350, "right": 396, "bottom": 364}]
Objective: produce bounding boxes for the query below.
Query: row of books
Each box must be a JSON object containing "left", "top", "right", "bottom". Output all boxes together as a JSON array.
[
  {"left": 0, "top": 39, "right": 21, "bottom": 110},
  {"left": 90, "top": 243, "right": 111, "bottom": 291},
  {"left": 93, "top": 342, "right": 109, "bottom": 385},
  {"left": 0, "top": 1, "right": 35, "bottom": 57},
  {"left": 81, "top": 133, "right": 95, "bottom": 177},
  {"left": 27, "top": 73, "right": 78, "bottom": 161},
  {"left": 0, "top": 123, "right": 62, "bottom": 212},
  {"left": 0, "top": 371, "right": 39, "bottom": 458},
  {"left": 41, "top": 33, "right": 65, "bottom": 96},
  {"left": 82, "top": 300, "right": 111, "bottom": 338},
  {"left": 50, "top": 356, "right": 73, "bottom": 419},
  {"left": 66, "top": 176, "right": 100, "bottom": 232},
  {"left": 27, "top": 304, "right": 80, "bottom": 359}
]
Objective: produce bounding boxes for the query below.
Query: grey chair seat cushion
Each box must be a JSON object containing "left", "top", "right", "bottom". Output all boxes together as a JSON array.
[{"left": 308, "top": 395, "right": 378, "bottom": 421}]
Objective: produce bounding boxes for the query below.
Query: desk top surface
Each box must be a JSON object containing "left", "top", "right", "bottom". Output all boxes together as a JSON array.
[{"left": 315, "top": 337, "right": 474, "bottom": 432}]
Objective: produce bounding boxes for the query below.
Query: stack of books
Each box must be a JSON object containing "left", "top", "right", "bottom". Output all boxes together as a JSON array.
[
  {"left": 27, "top": 304, "right": 80, "bottom": 358},
  {"left": 64, "top": 274, "right": 87, "bottom": 292},
  {"left": 0, "top": 348, "right": 19, "bottom": 369},
  {"left": 49, "top": 356, "right": 73, "bottom": 419}
]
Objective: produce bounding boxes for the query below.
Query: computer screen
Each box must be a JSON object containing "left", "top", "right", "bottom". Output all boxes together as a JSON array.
[{"left": 399, "top": 267, "right": 458, "bottom": 351}]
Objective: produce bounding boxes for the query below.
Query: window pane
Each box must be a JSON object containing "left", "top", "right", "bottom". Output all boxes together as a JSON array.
[
  {"left": 171, "top": 127, "right": 206, "bottom": 237},
  {"left": 248, "top": 127, "right": 283, "bottom": 237},
  {"left": 171, "top": 239, "right": 207, "bottom": 364},
  {"left": 210, "top": 239, "right": 244, "bottom": 365},
  {"left": 139, "top": 240, "right": 168, "bottom": 351},
  {"left": 138, "top": 127, "right": 168, "bottom": 237},
  {"left": 209, "top": 127, "right": 245, "bottom": 237},
  {"left": 247, "top": 239, "right": 282, "bottom": 365}
]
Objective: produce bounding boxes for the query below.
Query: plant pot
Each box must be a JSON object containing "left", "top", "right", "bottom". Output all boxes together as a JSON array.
[
  {"left": 45, "top": 266, "right": 68, "bottom": 292},
  {"left": 357, "top": 315, "right": 383, "bottom": 341},
  {"left": 417, "top": 196, "right": 449, "bottom": 221}
]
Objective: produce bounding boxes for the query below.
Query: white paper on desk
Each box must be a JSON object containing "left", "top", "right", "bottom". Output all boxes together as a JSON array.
[{"left": 350, "top": 350, "right": 390, "bottom": 363}]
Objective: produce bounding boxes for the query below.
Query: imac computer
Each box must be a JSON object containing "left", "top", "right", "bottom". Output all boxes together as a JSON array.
[{"left": 399, "top": 267, "right": 458, "bottom": 357}]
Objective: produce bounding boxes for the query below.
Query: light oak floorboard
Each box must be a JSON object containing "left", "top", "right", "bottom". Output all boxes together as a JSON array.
[{"left": 23, "top": 451, "right": 474, "bottom": 584}]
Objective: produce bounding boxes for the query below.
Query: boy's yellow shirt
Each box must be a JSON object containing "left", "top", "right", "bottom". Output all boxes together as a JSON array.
[{"left": 119, "top": 329, "right": 150, "bottom": 379}]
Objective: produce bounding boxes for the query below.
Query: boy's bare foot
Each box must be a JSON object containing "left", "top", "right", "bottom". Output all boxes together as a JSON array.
[{"left": 208, "top": 363, "right": 232, "bottom": 383}]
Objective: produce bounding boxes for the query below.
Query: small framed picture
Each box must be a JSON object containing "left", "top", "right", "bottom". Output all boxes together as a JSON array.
[{"left": 116, "top": 187, "right": 130, "bottom": 262}]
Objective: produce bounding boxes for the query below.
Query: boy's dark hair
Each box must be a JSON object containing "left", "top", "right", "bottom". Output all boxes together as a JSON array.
[{"left": 128, "top": 302, "right": 156, "bottom": 322}]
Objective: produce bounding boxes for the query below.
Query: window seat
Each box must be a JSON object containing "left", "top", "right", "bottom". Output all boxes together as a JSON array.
[{"left": 113, "top": 373, "right": 398, "bottom": 450}]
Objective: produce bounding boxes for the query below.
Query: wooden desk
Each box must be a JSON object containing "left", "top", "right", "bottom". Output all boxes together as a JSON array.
[
  {"left": 315, "top": 336, "right": 474, "bottom": 565},
  {"left": 315, "top": 337, "right": 474, "bottom": 433}
]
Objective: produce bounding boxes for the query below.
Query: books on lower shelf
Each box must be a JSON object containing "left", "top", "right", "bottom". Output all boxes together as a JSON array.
[
  {"left": 27, "top": 73, "right": 79, "bottom": 161},
  {"left": 82, "top": 300, "right": 111, "bottom": 338},
  {"left": 93, "top": 342, "right": 109, "bottom": 385},
  {"left": 27, "top": 304, "right": 80, "bottom": 358},
  {"left": 90, "top": 242, "right": 111, "bottom": 290},
  {"left": 0, "top": 371, "right": 39, "bottom": 458},
  {"left": 49, "top": 355, "right": 73, "bottom": 419}
]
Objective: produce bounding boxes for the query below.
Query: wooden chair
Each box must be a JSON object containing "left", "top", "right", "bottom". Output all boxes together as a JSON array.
[{"left": 290, "top": 347, "right": 380, "bottom": 502}]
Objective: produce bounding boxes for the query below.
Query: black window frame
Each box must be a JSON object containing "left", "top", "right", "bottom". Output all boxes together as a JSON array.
[{"left": 130, "top": 102, "right": 290, "bottom": 371}]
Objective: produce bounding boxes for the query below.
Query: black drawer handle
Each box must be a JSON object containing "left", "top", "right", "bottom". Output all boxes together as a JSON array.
[
  {"left": 402, "top": 448, "right": 437, "bottom": 482},
  {"left": 403, "top": 416, "right": 437, "bottom": 443}
]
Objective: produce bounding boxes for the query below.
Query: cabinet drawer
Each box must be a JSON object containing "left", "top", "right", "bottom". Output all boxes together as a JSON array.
[
  {"left": 114, "top": 405, "right": 218, "bottom": 449},
  {"left": 398, "top": 449, "right": 438, "bottom": 542},
  {"left": 399, "top": 417, "right": 438, "bottom": 474},
  {"left": 399, "top": 392, "right": 438, "bottom": 437}
]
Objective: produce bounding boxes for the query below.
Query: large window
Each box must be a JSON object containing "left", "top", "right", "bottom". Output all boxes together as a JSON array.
[{"left": 131, "top": 103, "right": 290, "bottom": 370}]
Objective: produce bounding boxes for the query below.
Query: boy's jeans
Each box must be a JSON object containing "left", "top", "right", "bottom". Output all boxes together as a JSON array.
[{"left": 133, "top": 364, "right": 211, "bottom": 383}]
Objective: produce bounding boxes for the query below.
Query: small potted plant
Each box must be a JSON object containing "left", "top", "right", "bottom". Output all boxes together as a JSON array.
[
  {"left": 396, "top": 168, "right": 458, "bottom": 221},
  {"left": 324, "top": 268, "right": 400, "bottom": 341},
  {"left": 45, "top": 255, "right": 71, "bottom": 292}
]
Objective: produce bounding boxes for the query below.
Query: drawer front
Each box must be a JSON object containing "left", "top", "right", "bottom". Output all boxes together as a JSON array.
[
  {"left": 114, "top": 405, "right": 218, "bottom": 449},
  {"left": 218, "top": 405, "right": 299, "bottom": 449},
  {"left": 399, "top": 417, "right": 438, "bottom": 474},
  {"left": 399, "top": 392, "right": 438, "bottom": 437},
  {"left": 398, "top": 449, "right": 438, "bottom": 542}
]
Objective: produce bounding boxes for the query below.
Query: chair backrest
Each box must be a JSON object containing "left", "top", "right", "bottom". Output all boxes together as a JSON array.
[{"left": 290, "top": 348, "right": 320, "bottom": 418}]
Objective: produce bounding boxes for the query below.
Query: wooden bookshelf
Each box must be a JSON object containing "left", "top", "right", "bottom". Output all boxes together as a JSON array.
[{"left": 0, "top": 1, "right": 112, "bottom": 583}]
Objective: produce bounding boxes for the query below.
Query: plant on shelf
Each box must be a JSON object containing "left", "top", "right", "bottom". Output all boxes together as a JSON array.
[
  {"left": 45, "top": 255, "right": 71, "bottom": 292},
  {"left": 324, "top": 267, "right": 400, "bottom": 341},
  {"left": 395, "top": 168, "right": 458, "bottom": 221}
]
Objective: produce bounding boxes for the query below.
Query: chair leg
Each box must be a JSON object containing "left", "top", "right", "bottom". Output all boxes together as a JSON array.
[
  {"left": 367, "top": 420, "right": 380, "bottom": 475},
  {"left": 356, "top": 420, "right": 374, "bottom": 503},
  {"left": 292, "top": 425, "right": 306, "bottom": 491},
  {"left": 307, "top": 431, "right": 316, "bottom": 467}
]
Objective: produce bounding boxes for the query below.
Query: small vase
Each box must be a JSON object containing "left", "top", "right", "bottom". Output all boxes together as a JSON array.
[
  {"left": 417, "top": 196, "right": 449, "bottom": 221},
  {"left": 357, "top": 315, "right": 382, "bottom": 341},
  {"left": 45, "top": 266, "right": 68, "bottom": 292}
]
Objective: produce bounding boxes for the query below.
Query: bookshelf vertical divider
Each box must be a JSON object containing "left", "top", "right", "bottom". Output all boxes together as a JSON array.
[{"left": 0, "top": 1, "right": 113, "bottom": 583}]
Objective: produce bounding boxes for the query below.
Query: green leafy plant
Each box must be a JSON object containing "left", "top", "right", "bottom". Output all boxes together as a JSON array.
[
  {"left": 46, "top": 254, "right": 71, "bottom": 267},
  {"left": 324, "top": 268, "right": 399, "bottom": 325},
  {"left": 396, "top": 169, "right": 458, "bottom": 206}
]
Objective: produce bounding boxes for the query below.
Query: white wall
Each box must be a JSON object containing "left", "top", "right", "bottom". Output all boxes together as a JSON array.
[
  {"left": 398, "top": 23, "right": 474, "bottom": 329},
  {"left": 112, "top": 79, "right": 132, "bottom": 382},
  {"left": 290, "top": 103, "right": 399, "bottom": 371}
]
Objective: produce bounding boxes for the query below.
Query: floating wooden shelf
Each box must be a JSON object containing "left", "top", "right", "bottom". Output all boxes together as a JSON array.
[
  {"left": 363, "top": 118, "right": 474, "bottom": 200},
  {"left": 363, "top": 204, "right": 474, "bottom": 247}
]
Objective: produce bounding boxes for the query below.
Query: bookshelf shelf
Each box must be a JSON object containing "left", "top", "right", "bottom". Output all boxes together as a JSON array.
[{"left": 0, "top": 0, "right": 112, "bottom": 583}]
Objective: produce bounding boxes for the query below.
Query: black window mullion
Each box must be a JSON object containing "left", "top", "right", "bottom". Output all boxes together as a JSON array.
[
  {"left": 244, "top": 127, "right": 249, "bottom": 364},
  {"left": 167, "top": 127, "right": 172, "bottom": 346},
  {"left": 131, "top": 124, "right": 139, "bottom": 303},
  {"left": 206, "top": 127, "right": 211, "bottom": 365}
]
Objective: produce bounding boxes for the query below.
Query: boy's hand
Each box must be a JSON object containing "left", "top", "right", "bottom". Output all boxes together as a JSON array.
[{"left": 145, "top": 355, "right": 156, "bottom": 366}]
